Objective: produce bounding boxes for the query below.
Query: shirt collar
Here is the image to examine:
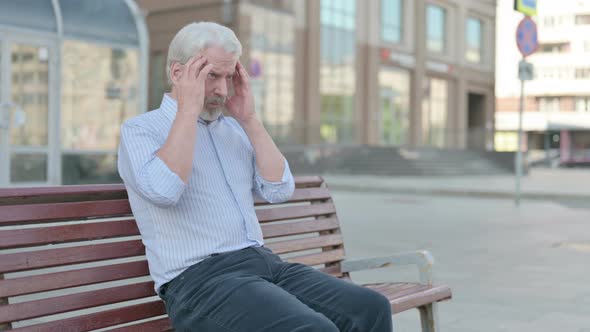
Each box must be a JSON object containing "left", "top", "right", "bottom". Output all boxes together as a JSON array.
[{"left": 160, "top": 94, "right": 225, "bottom": 125}]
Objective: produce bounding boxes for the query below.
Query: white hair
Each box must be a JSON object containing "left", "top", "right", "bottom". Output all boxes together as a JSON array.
[{"left": 166, "top": 22, "right": 242, "bottom": 84}]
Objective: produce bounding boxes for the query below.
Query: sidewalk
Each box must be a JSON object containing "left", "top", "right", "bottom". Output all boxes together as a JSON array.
[{"left": 321, "top": 168, "right": 590, "bottom": 201}]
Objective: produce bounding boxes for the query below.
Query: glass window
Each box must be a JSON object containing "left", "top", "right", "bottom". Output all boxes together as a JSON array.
[
  {"left": 378, "top": 67, "right": 411, "bottom": 146},
  {"left": 575, "top": 14, "right": 590, "bottom": 25},
  {"left": 575, "top": 68, "right": 590, "bottom": 79},
  {"left": 59, "top": 0, "right": 139, "bottom": 45},
  {"left": 422, "top": 78, "right": 448, "bottom": 147},
  {"left": 426, "top": 4, "right": 446, "bottom": 53},
  {"left": 466, "top": 17, "right": 483, "bottom": 63},
  {"left": 539, "top": 97, "right": 560, "bottom": 112},
  {"left": 320, "top": 0, "right": 356, "bottom": 143},
  {"left": 575, "top": 97, "right": 590, "bottom": 113},
  {"left": 0, "top": 0, "right": 57, "bottom": 33},
  {"left": 10, "top": 44, "right": 50, "bottom": 147},
  {"left": 61, "top": 40, "right": 139, "bottom": 151},
  {"left": 248, "top": 3, "right": 297, "bottom": 145},
  {"left": 62, "top": 153, "right": 121, "bottom": 184},
  {"left": 10, "top": 153, "right": 47, "bottom": 183},
  {"left": 381, "top": 0, "right": 403, "bottom": 43}
]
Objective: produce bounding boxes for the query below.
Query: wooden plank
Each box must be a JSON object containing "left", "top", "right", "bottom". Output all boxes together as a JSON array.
[
  {"left": 254, "top": 187, "right": 332, "bottom": 206},
  {"left": 266, "top": 234, "right": 343, "bottom": 255},
  {"left": 261, "top": 218, "right": 340, "bottom": 238},
  {"left": 286, "top": 248, "right": 345, "bottom": 266},
  {"left": 0, "top": 240, "right": 145, "bottom": 273},
  {"left": 0, "top": 260, "right": 149, "bottom": 298},
  {"left": 0, "top": 281, "right": 155, "bottom": 323},
  {"left": 294, "top": 176, "right": 324, "bottom": 188},
  {"left": 0, "top": 199, "right": 132, "bottom": 226},
  {"left": 108, "top": 317, "right": 173, "bottom": 332},
  {"left": 256, "top": 203, "right": 336, "bottom": 223},
  {"left": 388, "top": 285, "right": 452, "bottom": 314},
  {"left": 319, "top": 265, "right": 344, "bottom": 278},
  {"left": 0, "top": 184, "right": 126, "bottom": 200},
  {"left": 0, "top": 219, "right": 140, "bottom": 250},
  {"left": 9, "top": 301, "right": 166, "bottom": 332}
]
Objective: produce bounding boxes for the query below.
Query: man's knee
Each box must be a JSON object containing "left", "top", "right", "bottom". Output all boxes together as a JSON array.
[
  {"left": 294, "top": 312, "right": 339, "bottom": 332},
  {"left": 352, "top": 288, "right": 392, "bottom": 331}
]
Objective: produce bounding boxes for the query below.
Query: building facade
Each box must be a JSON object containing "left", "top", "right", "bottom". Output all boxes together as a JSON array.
[
  {"left": 496, "top": 0, "right": 590, "bottom": 164},
  {"left": 138, "top": 0, "right": 497, "bottom": 149}
]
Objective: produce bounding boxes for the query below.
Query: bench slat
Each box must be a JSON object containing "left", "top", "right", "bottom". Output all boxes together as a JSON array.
[
  {"left": 0, "top": 260, "right": 149, "bottom": 298},
  {"left": 257, "top": 203, "right": 336, "bottom": 223},
  {"left": 10, "top": 301, "right": 166, "bottom": 332},
  {"left": 0, "top": 281, "right": 155, "bottom": 323},
  {"left": 286, "top": 248, "right": 345, "bottom": 266},
  {"left": 254, "top": 187, "right": 331, "bottom": 205},
  {"left": 0, "top": 199, "right": 132, "bottom": 225},
  {"left": 0, "top": 219, "right": 140, "bottom": 250},
  {"left": 261, "top": 218, "right": 340, "bottom": 238},
  {"left": 0, "top": 176, "right": 322, "bottom": 201},
  {"left": 365, "top": 283, "right": 452, "bottom": 314},
  {"left": 267, "top": 234, "right": 343, "bottom": 254},
  {"left": 108, "top": 317, "right": 173, "bottom": 332},
  {"left": 0, "top": 240, "right": 145, "bottom": 273}
]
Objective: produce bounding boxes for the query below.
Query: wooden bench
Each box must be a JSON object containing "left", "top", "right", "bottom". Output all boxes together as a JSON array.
[{"left": 0, "top": 176, "right": 451, "bottom": 331}]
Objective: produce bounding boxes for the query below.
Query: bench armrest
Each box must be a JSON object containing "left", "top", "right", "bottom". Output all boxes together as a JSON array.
[{"left": 341, "top": 250, "right": 434, "bottom": 285}]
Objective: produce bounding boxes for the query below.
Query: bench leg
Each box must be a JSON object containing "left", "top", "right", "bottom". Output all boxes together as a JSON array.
[{"left": 418, "top": 303, "right": 439, "bottom": 332}]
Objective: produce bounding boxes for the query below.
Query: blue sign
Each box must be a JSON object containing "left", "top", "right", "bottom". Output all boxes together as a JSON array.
[{"left": 516, "top": 16, "right": 538, "bottom": 57}]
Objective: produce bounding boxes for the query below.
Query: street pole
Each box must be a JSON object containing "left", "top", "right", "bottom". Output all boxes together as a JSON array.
[{"left": 515, "top": 67, "right": 524, "bottom": 206}]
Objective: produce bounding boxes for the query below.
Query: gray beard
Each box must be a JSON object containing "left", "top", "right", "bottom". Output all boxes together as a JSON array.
[{"left": 200, "top": 108, "right": 223, "bottom": 122}]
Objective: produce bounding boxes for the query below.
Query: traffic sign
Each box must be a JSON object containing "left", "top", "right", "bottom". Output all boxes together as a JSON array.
[
  {"left": 516, "top": 16, "right": 538, "bottom": 57},
  {"left": 518, "top": 60, "right": 534, "bottom": 81},
  {"left": 514, "top": 0, "right": 537, "bottom": 16}
]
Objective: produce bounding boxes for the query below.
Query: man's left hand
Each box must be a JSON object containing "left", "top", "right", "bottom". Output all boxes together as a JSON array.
[{"left": 225, "top": 61, "right": 256, "bottom": 124}]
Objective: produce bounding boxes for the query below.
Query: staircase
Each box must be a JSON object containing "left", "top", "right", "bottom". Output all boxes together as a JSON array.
[{"left": 282, "top": 145, "right": 515, "bottom": 176}]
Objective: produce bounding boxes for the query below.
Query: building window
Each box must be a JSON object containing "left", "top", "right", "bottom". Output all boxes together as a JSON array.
[
  {"left": 381, "top": 0, "right": 403, "bottom": 44},
  {"left": 320, "top": 0, "right": 356, "bottom": 143},
  {"left": 584, "top": 41, "right": 590, "bottom": 53},
  {"left": 575, "top": 97, "right": 590, "bottom": 112},
  {"left": 539, "top": 42, "right": 570, "bottom": 53},
  {"left": 426, "top": 4, "right": 446, "bottom": 53},
  {"left": 575, "top": 14, "right": 590, "bottom": 25},
  {"left": 466, "top": 17, "right": 483, "bottom": 63},
  {"left": 248, "top": 3, "right": 296, "bottom": 145},
  {"left": 378, "top": 67, "right": 411, "bottom": 146},
  {"left": 539, "top": 97, "right": 560, "bottom": 112},
  {"left": 575, "top": 67, "right": 590, "bottom": 79},
  {"left": 543, "top": 16, "right": 555, "bottom": 28},
  {"left": 422, "top": 78, "right": 448, "bottom": 147}
]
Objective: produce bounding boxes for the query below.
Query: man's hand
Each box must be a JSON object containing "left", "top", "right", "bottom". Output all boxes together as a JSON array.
[
  {"left": 225, "top": 61, "right": 256, "bottom": 124},
  {"left": 174, "top": 55, "right": 213, "bottom": 115}
]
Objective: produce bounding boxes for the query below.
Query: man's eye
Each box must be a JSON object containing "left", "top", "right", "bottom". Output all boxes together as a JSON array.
[
  {"left": 227, "top": 76, "right": 233, "bottom": 80},
  {"left": 208, "top": 73, "right": 217, "bottom": 79}
]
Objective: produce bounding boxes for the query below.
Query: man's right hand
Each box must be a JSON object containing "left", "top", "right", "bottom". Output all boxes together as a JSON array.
[{"left": 174, "top": 55, "right": 213, "bottom": 115}]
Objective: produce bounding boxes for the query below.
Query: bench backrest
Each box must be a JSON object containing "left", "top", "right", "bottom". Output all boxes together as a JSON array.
[{"left": 0, "top": 176, "right": 346, "bottom": 331}]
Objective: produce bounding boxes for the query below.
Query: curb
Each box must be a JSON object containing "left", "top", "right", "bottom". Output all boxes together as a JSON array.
[{"left": 326, "top": 184, "right": 590, "bottom": 202}]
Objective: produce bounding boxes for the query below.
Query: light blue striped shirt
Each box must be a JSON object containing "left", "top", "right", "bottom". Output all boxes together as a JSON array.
[{"left": 117, "top": 94, "right": 295, "bottom": 292}]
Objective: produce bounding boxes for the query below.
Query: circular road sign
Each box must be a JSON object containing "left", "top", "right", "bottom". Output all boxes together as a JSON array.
[{"left": 516, "top": 16, "right": 538, "bottom": 57}]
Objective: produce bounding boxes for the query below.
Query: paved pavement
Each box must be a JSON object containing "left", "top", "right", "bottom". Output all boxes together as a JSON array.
[
  {"left": 332, "top": 188, "right": 590, "bottom": 332},
  {"left": 322, "top": 168, "right": 590, "bottom": 202}
]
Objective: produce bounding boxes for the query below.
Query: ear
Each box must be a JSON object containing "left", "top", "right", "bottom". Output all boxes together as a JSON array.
[{"left": 170, "top": 62, "right": 183, "bottom": 85}]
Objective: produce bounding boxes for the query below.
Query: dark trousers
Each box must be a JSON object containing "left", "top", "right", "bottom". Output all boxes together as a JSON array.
[{"left": 159, "top": 246, "right": 393, "bottom": 331}]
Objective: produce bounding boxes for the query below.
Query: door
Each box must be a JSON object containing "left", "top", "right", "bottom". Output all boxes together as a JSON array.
[{"left": 0, "top": 34, "right": 58, "bottom": 186}]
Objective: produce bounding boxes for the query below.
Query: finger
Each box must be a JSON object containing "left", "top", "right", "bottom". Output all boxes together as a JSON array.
[
  {"left": 196, "top": 63, "right": 214, "bottom": 83},
  {"left": 188, "top": 55, "right": 206, "bottom": 81},
  {"left": 236, "top": 61, "right": 250, "bottom": 83},
  {"left": 181, "top": 56, "right": 198, "bottom": 81}
]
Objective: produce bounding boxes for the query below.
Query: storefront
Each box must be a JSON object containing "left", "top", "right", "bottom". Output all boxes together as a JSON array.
[{"left": 0, "top": 0, "right": 148, "bottom": 187}]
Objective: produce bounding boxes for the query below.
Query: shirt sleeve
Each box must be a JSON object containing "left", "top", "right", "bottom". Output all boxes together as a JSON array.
[
  {"left": 117, "top": 122, "right": 187, "bottom": 208},
  {"left": 253, "top": 158, "right": 295, "bottom": 204}
]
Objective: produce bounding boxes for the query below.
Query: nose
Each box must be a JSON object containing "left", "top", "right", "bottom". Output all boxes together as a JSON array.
[{"left": 215, "top": 79, "right": 228, "bottom": 98}]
